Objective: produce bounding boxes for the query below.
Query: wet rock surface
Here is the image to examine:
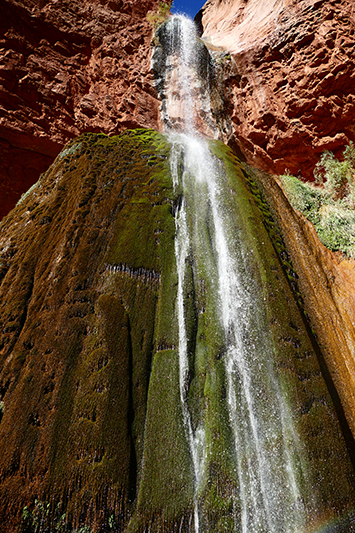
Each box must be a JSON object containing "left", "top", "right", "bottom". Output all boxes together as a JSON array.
[
  {"left": 199, "top": 0, "right": 355, "bottom": 179},
  {"left": 152, "top": 16, "right": 228, "bottom": 140},
  {"left": 1, "top": 130, "right": 355, "bottom": 532},
  {"left": 253, "top": 165, "right": 355, "bottom": 441}
]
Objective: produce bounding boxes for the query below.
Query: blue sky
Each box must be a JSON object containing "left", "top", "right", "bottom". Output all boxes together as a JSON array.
[{"left": 171, "top": 0, "right": 205, "bottom": 19}]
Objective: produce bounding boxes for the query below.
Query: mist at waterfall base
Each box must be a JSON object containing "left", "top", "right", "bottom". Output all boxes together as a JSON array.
[
  {"left": 171, "top": 0, "right": 204, "bottom": 19},
  {"left": 150, "top": 13, "right": 355, "bottom": 533}
]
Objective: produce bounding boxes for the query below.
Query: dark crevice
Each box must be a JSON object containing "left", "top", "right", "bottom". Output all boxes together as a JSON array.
[
  {"left": 186, "top": 258, "right": 198, "bottom": 390},
  {"left": 193, "top": 9, "right": 203, "bottom": 37},
  {"left": 272, "top": 214, "right": 355, "bottom": 475},
  {"left": 302, "top": 314, "right": 355, "bottom": 475},
  {"left": 4, "top": 275, "right": 35, "bottom": 359},
  {"left": 205, "top": 199, "right": 218, "bottom": 271}
]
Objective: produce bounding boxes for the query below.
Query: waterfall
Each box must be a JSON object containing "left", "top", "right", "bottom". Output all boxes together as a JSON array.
[
  {"left": 158, "top": 15, "right": 312, "bottom": 533},
  {"left": 152, "top": 15, "right": 225, "bottom": 139}
]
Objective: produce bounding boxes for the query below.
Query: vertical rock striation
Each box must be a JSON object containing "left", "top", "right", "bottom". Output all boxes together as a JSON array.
[
  {"left": 197, "top": 0, "right": 355, "bottom": 444},
  {"left": 1, "top": 131, "right": 355, "bottom": 532},
  {"left": 252, "top": 165, "right": 355, "bottom": 442},
  {"left": 0, "top": 129, "right": 178, "bottom": 532}
]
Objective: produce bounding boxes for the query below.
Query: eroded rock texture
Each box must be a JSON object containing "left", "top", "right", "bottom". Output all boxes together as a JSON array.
[
  {"left": 199, "top": 0, "right": 355, "bottom": 179},
  {"left": 0, "top": 0, "right": 164, "bottom": 218}
]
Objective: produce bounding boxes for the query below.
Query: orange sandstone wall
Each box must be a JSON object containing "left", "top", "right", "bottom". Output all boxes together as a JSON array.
[
  {"left": 199, "top": 0, "right": 355, "bottom": 179},
  {"left": 0, "top": 0, "right": 164, "bottom": 218}
]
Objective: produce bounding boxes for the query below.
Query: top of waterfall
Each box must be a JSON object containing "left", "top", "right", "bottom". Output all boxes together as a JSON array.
[
  {"left": 171, "top": 0, "right": 204, "bottom": 20},
  {"left": 152, "top": 10, "right": 222, "bottom": 138}
]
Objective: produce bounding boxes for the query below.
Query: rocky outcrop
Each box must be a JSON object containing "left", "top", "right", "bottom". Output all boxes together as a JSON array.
[
  {"left": 3, "top": 0, "right": 355, "bottom": 217},
  {"left": 199, "top": 0, "right": 355, "bottom": 179},
  {"left": 151, "top": 16, "right": 226, "bottom": 140},
  {"left": 2, "top": 1, "right": 355, "bottom": 530},
  {"left": 0, "top": 0, "right": 166, "bottom": 218}
]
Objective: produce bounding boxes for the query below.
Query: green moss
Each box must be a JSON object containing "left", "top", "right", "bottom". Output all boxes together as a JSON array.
[
  {"left": 133, "top": 350, "right": 194, "bottom": 526},
  {"left": 205, "top": 139, "right": 355, "bottom": 517},
  {"left": 0, "top": 128, "right": 185, "bottom": 531},
  {"left": 147, "top": 1, "right": 172, "bottom": 28}
]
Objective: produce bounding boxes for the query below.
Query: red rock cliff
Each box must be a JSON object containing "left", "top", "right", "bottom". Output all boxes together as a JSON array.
[
  {"left": 0, "top": 0, "right": 164, "bottom": 218},
  {"left": 199, "top": 0, "right": 355, "bottom": 179}
]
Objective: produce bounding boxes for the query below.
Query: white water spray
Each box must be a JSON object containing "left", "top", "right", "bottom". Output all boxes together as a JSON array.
[{"left": 163, "top": 14, "right": 310, "bottom": 533}]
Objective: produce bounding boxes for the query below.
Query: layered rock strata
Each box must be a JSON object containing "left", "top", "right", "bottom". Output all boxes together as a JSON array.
[
  {"left": 0, "top": 0, "right": 165, "bottom": 218},
  {"left": 199, "top": 0, "right": 355, "bottom": 179}
]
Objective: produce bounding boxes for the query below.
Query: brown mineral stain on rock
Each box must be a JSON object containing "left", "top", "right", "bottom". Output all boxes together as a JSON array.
[
  {"left": 199, "top": 0, "right": 355, "bottom": 179},
  {"left": 0, "top": 0, "right": 167, "bottom": 219}
]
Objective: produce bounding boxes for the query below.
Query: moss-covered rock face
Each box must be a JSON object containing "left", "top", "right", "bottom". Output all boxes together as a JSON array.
[
  {"left": 0, "top": 129, "right": 354, "bottom": 532},
  {"left": 0, "top": 129, "right": 180, "bottom": 532}
]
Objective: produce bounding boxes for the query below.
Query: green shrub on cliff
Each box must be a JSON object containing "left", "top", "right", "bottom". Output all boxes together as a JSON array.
[
  {"left": 280, "top": 143, "right": 355, "bottom": 257},
  {"left": 314, "top": 141, "right": 355, "bottom": 201},
  {"left": 147, "top": 1, "right": 171, "bottom": 27}
]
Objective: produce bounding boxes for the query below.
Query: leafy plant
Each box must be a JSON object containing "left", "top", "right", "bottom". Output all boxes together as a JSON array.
[
  {"left": 108, "top": 515, "right": 116, "bottom": 530},
  {"left": 279, "top": 173, "right": 322, "bottom": 226},
  {"left": 21, "top": 500, "right": 67, "bottom": 533},
  {"left": 314, "top": 141, "right": 355, "bottom": 201},
  {"left": 280, "top": 143, "right": 355, "bottom": 257},
  {"left": 147, "top": 1, "right": 172, "bottom": 28}
]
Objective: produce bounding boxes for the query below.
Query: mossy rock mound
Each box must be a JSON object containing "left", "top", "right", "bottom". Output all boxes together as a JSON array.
[
  {"left": 0, "top": 129, "right": 354, "bottom": 532},
  {"left": 0, "top": 129, "right": 184, "bottom": 532}
]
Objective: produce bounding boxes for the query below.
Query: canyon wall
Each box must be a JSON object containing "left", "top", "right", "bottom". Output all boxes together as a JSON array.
[
  {"left": 199, "top": 0, "right": 355, "bottom": 179},
  {"left": 0, "top": 0, "right": 164, "bottom": 218},
  {"left": 2, "top": 0, "right": 355, "bottom": 530},
  {"left": 2, "top": 0, "right": 355, "bottom": 219}
]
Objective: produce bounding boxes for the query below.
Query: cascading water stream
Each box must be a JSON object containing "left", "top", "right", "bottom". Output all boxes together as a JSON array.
[{"left": 160, "top": 14, "right": 314, "bottom": 533}]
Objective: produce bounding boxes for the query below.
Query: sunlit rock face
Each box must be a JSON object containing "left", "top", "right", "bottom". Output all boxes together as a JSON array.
[
  {"left": 0, "top": 0, "right": 165, "bottom": 219},
  {"left": 198, "top": 0, "right": 355, "bottom": 179}
]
